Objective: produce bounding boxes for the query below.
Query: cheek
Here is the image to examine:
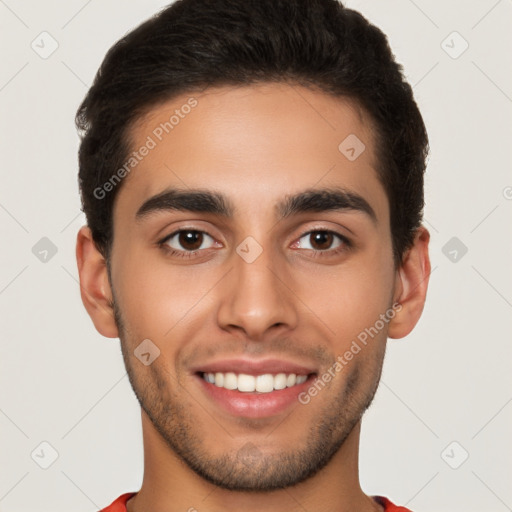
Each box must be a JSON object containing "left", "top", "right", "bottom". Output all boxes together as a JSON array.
[
  {"left": 296, "top": 257, "right": 395, "bottom": 341},
  {"left": 112, "top": 247, "right": 221, "bottom": 340},
  {"left": 112, "top": 226, "right": 395, "bottom": 347}
]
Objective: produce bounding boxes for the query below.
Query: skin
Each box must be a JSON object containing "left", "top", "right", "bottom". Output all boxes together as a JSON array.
[{"left": 76, "top": 83, "right": 430, "bottom": 512}]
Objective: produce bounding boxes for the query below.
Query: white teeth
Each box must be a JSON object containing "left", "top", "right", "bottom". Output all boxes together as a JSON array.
[
  {"left": 274, "top": 373, "right": 287, "bottom": 390},
  {"left": 296, "top": 375, "right": 307, "bottom": 385},
  {"left": 224, "top": 372, "right": 237, "bottom": 390},
  {"left": 214, "top": 372, "right": 224, "bottom": 387},
  {"left": 202, "top": 372, "right": 309, "bottom": 392},
  {"left": 238, "top": 374, "right": 256, "bottom": 392},
  {"left": 255, "top": 374, "right": 274, "bottom": 393}
]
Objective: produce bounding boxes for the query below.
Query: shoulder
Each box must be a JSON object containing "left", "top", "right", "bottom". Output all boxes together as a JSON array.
[
  {"left": 372, "top": 495, "right": 414, "bottom": 512},
  {"left": 99, "top": 492, "right": 137, "bottom": 512}
]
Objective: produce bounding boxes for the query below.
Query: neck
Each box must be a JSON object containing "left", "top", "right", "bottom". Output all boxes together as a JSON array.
[{"left": 127, "top": 410, "right": 382, "bottom": 512}]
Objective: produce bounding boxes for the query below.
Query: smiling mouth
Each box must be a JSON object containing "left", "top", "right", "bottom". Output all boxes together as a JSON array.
[{"left": 198, "top": 371, "right": 315, "bottom": 393}]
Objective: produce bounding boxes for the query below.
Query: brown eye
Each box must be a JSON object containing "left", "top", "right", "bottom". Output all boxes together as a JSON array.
[
  {"left": 164, "top": 230, "right": 214, "bottom": 252},
  {"left": 309, "top": 232, "right": 334, "bottom": 250},
  {"left": 297, "top": 230, "right": 345, "bottom": 251}
]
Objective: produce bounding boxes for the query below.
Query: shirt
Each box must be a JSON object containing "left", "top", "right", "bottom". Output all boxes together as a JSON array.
[{"left": 100, "top": 492, "right": 413, "bottom": 511}]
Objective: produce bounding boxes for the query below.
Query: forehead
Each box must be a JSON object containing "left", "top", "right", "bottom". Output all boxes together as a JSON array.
[{"left": 115, "top": 82, "right": 388, "bottom": 224}]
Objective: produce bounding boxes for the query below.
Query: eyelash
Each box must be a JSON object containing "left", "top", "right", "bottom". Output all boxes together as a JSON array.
[{"left": 157, "top": 228, "right": 352, "bottom": 260}]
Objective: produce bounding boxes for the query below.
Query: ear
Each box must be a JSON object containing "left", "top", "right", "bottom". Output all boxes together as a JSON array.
[
  {"left": 388, "top": 226, "right": 431, "bottom": 339},
  {"left": 76, "top": 225, "right": 119, "bottom": 338}
]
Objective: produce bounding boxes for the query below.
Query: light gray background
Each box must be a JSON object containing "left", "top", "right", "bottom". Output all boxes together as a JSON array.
[{"left": 1, "top": 1, "right": 511, "bottom": 511}]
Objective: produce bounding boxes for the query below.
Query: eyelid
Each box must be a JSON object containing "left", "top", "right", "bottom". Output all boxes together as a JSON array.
[
  {"left": 293, "top": 220, "right": 353, "bottom": 241},
  {"left": 159, "top": 228, "right": 219, "bottom": 248},
  {"left": 297, "top": 226, "right": 349, "bottom": 239},
  {"left": 157, "top": 225, "right": 353, "bottom": 259},
  {"left": 293, "top": 228, "right": 351, "bottom": 249}
]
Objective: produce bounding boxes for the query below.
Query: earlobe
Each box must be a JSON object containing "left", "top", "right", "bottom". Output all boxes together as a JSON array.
[
  {"left": 388, "top": 226, "right": 431, "bottom": 339},
  {"left": 76, "top": 225, "right": 119, "bottom": 338}
]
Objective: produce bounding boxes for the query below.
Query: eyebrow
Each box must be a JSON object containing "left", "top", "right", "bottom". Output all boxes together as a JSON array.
[{"left": 135, "top": 186, "right": 377, "bottom": 223}]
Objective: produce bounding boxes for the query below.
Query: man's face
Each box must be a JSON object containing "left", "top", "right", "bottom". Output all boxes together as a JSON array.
[{"left": 108, "top": 83, "right": 399, "bottom": 490}]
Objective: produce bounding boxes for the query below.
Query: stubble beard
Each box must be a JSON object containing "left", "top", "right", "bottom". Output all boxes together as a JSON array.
[{"left": 112, "top": 296, "right": 385, "bottom": 492}]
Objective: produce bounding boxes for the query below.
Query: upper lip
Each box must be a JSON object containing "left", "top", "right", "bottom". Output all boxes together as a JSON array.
[{"left": 191, "top": 358, "right": 317, "bottom": 376}]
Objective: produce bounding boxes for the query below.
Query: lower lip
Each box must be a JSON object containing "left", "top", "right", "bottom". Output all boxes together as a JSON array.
[{"left": 195, "top": 374, "right": 315, "bottom": 418}]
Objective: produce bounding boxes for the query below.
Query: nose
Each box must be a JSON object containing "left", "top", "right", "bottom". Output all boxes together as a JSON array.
[{"left": 215, "top": 243, "right": 299, "bottom": 340}]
